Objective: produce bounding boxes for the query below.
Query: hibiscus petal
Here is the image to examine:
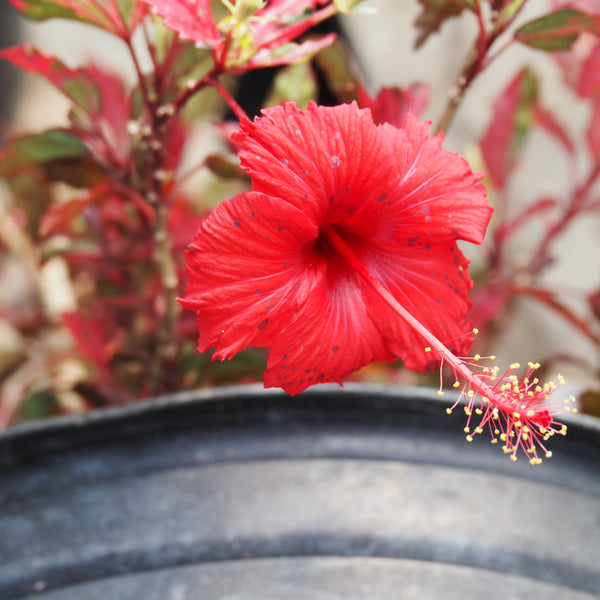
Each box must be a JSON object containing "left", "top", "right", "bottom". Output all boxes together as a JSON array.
[
  {"left": 235, "top": 102, "right": 400, "bottom": 225},
  {"left": 180, "top": 191, "right": 318, "bottom": 359},
  {"left": 362, "top": 238, "right": 475, "bottom": 371}
]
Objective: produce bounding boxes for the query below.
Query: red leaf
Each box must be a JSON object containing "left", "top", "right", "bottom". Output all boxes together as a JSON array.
[
  {"left": 533, "top": 105, "right": 575, "bottom": 154},
  {"left": 480, "top": 68, "right": 538, "bottom": 189},
  {"left": 143, "top": 0, "right": 221, "bottom": 49},
  {"left": 62, "top": 312, "right": 113, "bottom": 377},
  {"left": 577, "top": 40, "right": 600, "bottom": 96},
  {"left": 357, "top": 83, "right": 429, "bottom": 127},
  {"left": 0, "top": 45, "right": 101, "bottom": 113},
  {"left": 586, "top": 100, "right": 600, "bottom": 161}
]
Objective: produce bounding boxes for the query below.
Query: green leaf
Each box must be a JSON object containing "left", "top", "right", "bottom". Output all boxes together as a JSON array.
[
  {"left": 313, "top": 38, "right": 361, "bottom": 104},
  {"left": 333, "top": 0, "right": 364, "bottom": 14},
  {"left": 8, "top": 0, "right": 147, "bottom": 38},
  {"left": 265, "top": 62, "right": 317, "bottom": 110},
  {"left": 414, "top": 0, "right": 474, "bottom": 49},
  {"left": 0, "top": 130, "right": 88, "bottom": 177},
  {"left": 515, "top": 9, "right": 600, "bottom": 52},
  {"left": 19, "top": 389, "right": 57, "bottom": 420}
]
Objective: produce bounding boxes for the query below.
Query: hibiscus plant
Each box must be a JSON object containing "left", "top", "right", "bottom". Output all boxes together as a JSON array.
[{"left": 1, "top": 0, "right": 599, "bottom": 463}]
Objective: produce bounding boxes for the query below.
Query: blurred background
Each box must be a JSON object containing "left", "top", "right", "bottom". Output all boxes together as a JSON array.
[{"left": 1, "top": 0, "right": 599, "bottom": 422}]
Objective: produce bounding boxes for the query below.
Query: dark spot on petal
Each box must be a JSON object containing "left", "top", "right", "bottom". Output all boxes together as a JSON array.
[
  {"left": 281, "top": 158, "right": 288, "bottom": 167},
  {"left": 331, "top": 346, "right": 338, "bottom": 354},
  {"left": 329, "top": 195, "right": 334, "bottom": 204},
  {"left": 377, "top": 193, "right": 387, "bottom": 202},
  {"left": 233, "top": 220, "right": 241, "bottom": 228},
  {"left": 426, "top": 360, "right": 439, "bottom": 372},
  {"left": 278, "top": 226, "right": 284, "bottom": 232},
  {"left": 268, "top": 305, "right": 274, "bottom": 312},
  {"left": 254, "top": 289, "right": 261, "bottom": 295},
  {"left": 331, "top": 156, "right": 340, "bottom": 168},
  {"left": 317, "top": 374, "right": 325, "bottom": 381},
  {"left": 258, "top": 318, "right": 269, "bottom": 330},
  {"left": 302, "top": 169, "right": 309, "bottom": 175},
  {"left": 425, "top": 243, "right": 431, "bottom": 250},
  {"left": 345, "top": 188, "right": 350, "bottom": 194}
]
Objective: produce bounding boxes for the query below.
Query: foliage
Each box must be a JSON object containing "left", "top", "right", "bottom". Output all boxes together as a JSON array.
[{"left": 0, "top": 0, "right": 599, "bottom": 444}]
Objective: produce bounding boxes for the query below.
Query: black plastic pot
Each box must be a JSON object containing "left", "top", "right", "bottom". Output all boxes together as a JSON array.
[{"left": 1, "top": 384, "right": 599, "bottom": 599}]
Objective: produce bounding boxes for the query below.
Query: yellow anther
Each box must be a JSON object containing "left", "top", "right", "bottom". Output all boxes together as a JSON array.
[
  {"left": 464, "top": 426, "right": 470, "bottom": 433},
  {"left": 490, "top": 355, "right": 497, "bottom": 361},
  {"left": 500, "top": 433, "right": 507, "bottom": 442},
  {"left": 473, "top": 328, "right": 479, "bottom": 335},
  {"left": 510, "top": 362, "right": 521, "bottom": 370},
  {"left": 437, "top": 390, "right": 444, "bottom": 397},
  {"left": 424, "top": 347, "right": 431, "bottom": 352},
  {"left": 453, "top": 381, "right": 460, "bottom": 388},
  {"left": 557, "top": 374, "right": 566, "bottom": 385},
  {"left": 491, "top": 438, "right": 498, "bottom": 444},
  {"left": 464, "top": 407, "right": 472, "bottom": 416},
  {"left": 526, "top": 410, "right": 535, "bottom": 418},
  {"left": 446, "top": 408, "right": 452, "bottom": 415},
  {"left": 513, "top": 411, "right": 521, "bottom": 419},
  {"left": 466, "top": 435, "right": 473, "bottom": 442},
  {"left": 545, "top": 451, "right": 552, "bottom": 459},
  {"left": 510, "top": 455, "right": 517, "bottom": 462},
  {"left": 475, "top": 408, "right": 483, "bottom": 415},
  {"left": 474, "top": 354, "right": 481, "bottom": 361},
  {"left": 475, "top": 427, "right": 483, "bottom": 434}
]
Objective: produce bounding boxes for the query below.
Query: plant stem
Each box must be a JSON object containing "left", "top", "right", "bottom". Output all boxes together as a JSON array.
[
  {"left": 434, "top": 1, "right": 529, "bottom": 134},
  {"left": 435, "top": 41, "right": 481, "bottom": 134}
]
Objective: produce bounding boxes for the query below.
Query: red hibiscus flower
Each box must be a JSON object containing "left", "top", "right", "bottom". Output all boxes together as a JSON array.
[
  {"left": 180, "top": 101, "right": 492, "bottom": 394},
  {"left": 180, "top": 101, "right": 569, "bottom": 463}
]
